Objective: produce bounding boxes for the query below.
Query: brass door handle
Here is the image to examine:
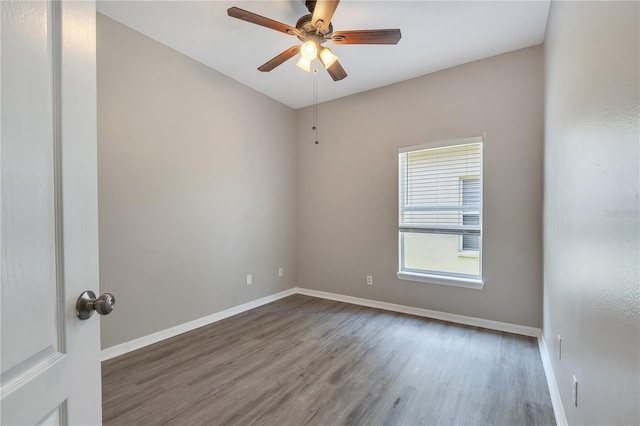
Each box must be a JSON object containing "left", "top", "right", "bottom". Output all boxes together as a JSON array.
[{"left": 76, "top": 291, "right": 115, "bottom": 320}]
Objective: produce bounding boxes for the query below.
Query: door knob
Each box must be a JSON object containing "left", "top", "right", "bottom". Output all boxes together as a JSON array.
[{"left": 76, "top": 291, "right": 115, "bottom": 320}]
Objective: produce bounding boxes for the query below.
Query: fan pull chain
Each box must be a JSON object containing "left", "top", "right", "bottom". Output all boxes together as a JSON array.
[{"left": 313, "top": 68, "right": 319, "bottom": 144}]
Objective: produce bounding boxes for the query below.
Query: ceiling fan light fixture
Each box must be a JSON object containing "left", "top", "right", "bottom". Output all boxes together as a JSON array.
[
  {"left": 296, "top": 56, "right": 312, "bottom": 72},
  {"left": 300, "top": 40, "right": 319, "bottom": 61},
  {"left": 228, "top": 2, "right": 402, "bottom": 81},
  {"left": 319, "top": 47, "right": 338, "bottom": 69}
]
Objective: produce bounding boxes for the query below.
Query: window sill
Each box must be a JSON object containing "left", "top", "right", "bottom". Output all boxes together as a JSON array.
[
  {"left": 457, "top": 251, "right": 479, "bottom": 258},
  {"left": 396, "top": 271, "right": 484, "bottom": 289}
]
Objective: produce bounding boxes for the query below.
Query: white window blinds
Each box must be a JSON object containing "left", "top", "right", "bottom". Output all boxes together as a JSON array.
[{"left": 399, "top": 140, "right": 482, "bottom": 236}]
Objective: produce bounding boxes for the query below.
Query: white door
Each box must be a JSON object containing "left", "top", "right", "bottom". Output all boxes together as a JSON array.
[{"left": 1, "top": 1, "right": 102, "bottom": 424}]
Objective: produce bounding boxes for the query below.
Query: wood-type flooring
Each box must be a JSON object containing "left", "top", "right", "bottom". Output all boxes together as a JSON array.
[{"left": 102, "top": 294, "right": 556, "bottom": 425}]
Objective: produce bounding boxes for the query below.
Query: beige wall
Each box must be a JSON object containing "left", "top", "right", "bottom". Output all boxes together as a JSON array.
[
  {"left": 543, "top": 1, "right": 639, "bottom": 424},
  {"left": 97, "top": 15, "right": 297, "bottom": 349},
  {"left": 296, "top": 46, "right": 544, "bottom": 327}
]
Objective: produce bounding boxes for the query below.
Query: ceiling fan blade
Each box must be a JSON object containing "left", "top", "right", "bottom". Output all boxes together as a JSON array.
[
  {"left": 326, "top": 59, "right": 347, "bottom": 81},
  {"left": 258, "top": 46, "right": 301, "bottom": 72},
  {"left": 311, "top": 0, "right": 340, "bottom": 32},
  {"left": 227, "top": 7, "right": 299, "bottom": 36},
  {"left": 332, "top": 29, "right": 402, "bottom": 45}
]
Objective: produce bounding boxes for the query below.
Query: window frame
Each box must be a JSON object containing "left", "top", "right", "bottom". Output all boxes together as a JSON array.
[
  {"left": 459, "top": 177, "right": 481, "bottom": 256},
  {"left": 396, "top": 136, "right": 484, "bottom": 289}
]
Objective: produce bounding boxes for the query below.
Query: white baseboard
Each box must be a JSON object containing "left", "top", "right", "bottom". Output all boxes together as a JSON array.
[
  {"left": 295, "top": 287, "right": 541, "bottom": 337},
  {"left": 103, "top": 285, "right": 540, "bottom": 360},
  {"left": 538, "top": 333, "right": 568, "bottom": 426},
  {"left": 100, "top": 288, "right": 296, "bottom": 361}
]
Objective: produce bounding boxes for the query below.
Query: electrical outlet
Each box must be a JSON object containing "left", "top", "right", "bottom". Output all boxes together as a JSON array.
[
  {"left": 278, "top": 268, "right": 283, "bottom": 277},
  {"left": 246, "top": 274, "right": 252, "bottom": 286},
  {"left": 366, "top": 275, "right": 373, "bottom": 285},
  {"left": 572, "top": 375, "right": 578, "bottom": 407},
  {"left": 557, "top": 334, "right": 562, "bottom": 360}
]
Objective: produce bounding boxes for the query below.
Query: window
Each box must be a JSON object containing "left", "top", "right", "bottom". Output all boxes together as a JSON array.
[{"left": 397, "top": 137, "right": 483, "bottom": 288}]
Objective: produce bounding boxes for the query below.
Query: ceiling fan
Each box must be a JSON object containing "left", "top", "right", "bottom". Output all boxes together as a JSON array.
[{"left": 227, "top": 0, "right": 401, "bottom": 81}]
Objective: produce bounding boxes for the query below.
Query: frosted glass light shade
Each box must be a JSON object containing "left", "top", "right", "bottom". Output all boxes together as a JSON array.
[
  {"left": 300, "top": 40, "right": 318, "bottom": 61},
  {"left": 296, "top": 56, "right": 311, "bottom": 72},
  {"left": 319, "top": 47, "right": 338, "bottom": 69}
]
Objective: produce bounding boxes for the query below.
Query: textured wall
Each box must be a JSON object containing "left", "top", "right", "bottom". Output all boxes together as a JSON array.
[
  {"left": 296, "top": 46, "right": 544, "bottom": 327},
  {"left": 97, "top": 15, "right": 297, "bottom": 349},
  {"left": 543, "top": 1, "right": 640, "bottom": 424}
]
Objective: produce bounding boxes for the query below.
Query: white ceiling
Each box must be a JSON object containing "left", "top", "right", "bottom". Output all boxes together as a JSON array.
[{"left": 97, "top": 0, "right": 550, "bottom": 109}]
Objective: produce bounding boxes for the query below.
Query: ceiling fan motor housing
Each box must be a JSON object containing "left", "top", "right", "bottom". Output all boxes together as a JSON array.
[{"left": 296, "top": 14, "right": 333, "bottom": 41}]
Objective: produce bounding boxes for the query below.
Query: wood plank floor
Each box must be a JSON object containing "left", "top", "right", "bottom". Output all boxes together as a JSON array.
[{"left": 102, "top": 294, "right": 556, "bottom": 425}]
